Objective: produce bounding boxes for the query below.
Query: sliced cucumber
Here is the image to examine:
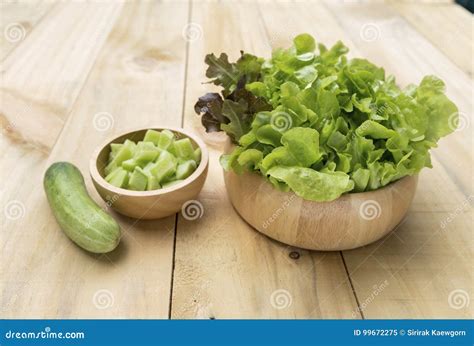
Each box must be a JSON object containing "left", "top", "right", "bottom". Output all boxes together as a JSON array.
[
  {"left": 194, "top": 147, "right": 202, "bottom": 163},
  {"left": 149, "top": 151, "right": 177, "bottom": 183},
  {"left": 147, "top": 175, "right": 161, "bottom": 190},
  {"left": 157, "top": 129, "right": 175, "bottom": 150},
  {"left": 105, "top": 167, "right": 129, "bottom": 188},
  {"left": 128, "top": 167, "right": 148, "bottom": 191},
  {"left": 105, "top": 130, "right": 200, "bottom": 191},
  {"left": 176, "top": 160, "right": 197, "bottom": 180},
  {"left": 162, "top": 179, "right": 184, "bottom": 188},
  {"left": 174, "top": 138, "right": 195, "bottom": 160},
  {"left": 143, "top": 129, "right": 161, "bottom": 145}
]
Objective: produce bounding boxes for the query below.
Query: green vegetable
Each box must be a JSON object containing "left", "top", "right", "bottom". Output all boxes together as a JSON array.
[
  {"left": 162, "top": 179, "right": 184, "bottom": 188},
  {"left": 44, "top": 162, "right": 121, "bottom": 253},
  {"left": 174, "top": 138, "right": 195, "bottom": 160},
  {"left": 105, "top": 167, "right": 129, "bottom": 188},
  {"left": 176, "top": 160, "right": 197, "bottom": 180},
  {"left": 128, "top": 167, "right": 148, "bottom": 191},
  {"left": 143, "top": 129, "right": 161, "bottom": 144},
  {"left": 104, "top": 130, "right": 200, "bottom": 191},
  {"left": 197, "top": 34, "right": 458, "bottom": 201},
  {"left": 157, "top": 129, "right": 175, "bottom": 150}
]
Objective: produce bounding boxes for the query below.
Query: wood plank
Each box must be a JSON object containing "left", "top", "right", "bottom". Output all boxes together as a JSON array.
[
  {"left": 0, "top": 0, "right": 56, "bottom": 59},
  {"left": 340, "top": 157, "right": 473, "bottom": 318},
  {"left": 1, "top": 1, "right": 189, "bottom": 318},
  {"left": 317, "top": 0, "right": 473, "bottom": 318},
  {"left": 1, "top": 2, "right": 122, "bottom": 152},
  {"left": 390, "top": 2, "right": 473, "bottom": 77},
  {"left": 171, "top": 0, "right": 359, "bottom": 319}
]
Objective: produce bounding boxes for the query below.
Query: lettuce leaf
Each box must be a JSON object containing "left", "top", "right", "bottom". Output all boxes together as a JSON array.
[
  {"left": 200, "top": 34, "right": 458, "bottom": 201},
  {"left": 267, "top": 166, "right": 354, "bottom": 201}
]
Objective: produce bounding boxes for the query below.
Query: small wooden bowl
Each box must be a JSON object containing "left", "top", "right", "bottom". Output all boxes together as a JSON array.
[
  {"left": 90, "top": 127, "right": 209, "bottom": 220},
  {"left": 223, "top": 142, "right": 417, "bottom": 251}
]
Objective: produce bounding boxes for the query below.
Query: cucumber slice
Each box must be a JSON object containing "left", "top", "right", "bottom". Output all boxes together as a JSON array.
[
  {"left": 147, "top": 175, "right": 161, "bottom": 190},
  {"left": 142, "top": 161, "right": 155, "bottom": 176},
  {"left": 176, "top": 160, "right": 197, "bottom": 180},
  {"left": 193, "top": 147, "right": 202, "bottom": 163},
  {"left": 160, "top": 173, "right": 176, "bottom": 185},
  {"left": 136, "top": 141, "right": 156, "bottom": 151},
  {"left": 149, "top": 150, "right": 177, "bottom": 183},
  {"left": 135, "top": 150, "right": 159, "bottom": 164},
  {"left": 105, "top": 145, "right": 134, "bottom": 175},
  {"left": 109, "top": 143, "right": 123, "bottom": 160},
  {"left": 134, "top": 141, "right": 160, "bottom": 165},
  {"left": 121, "top": 158, "right": 137, "bottom": 172},
  {"left": 105, "top": 167, "right": 129, "bottom": 188},
  {"left": 168, "top": 144, "right": 177, "bottom": 156},
  {"left": 173, "top": 138, "right": 195, "bottom": 160},
  {"left": 128, "top": 167, "right": 148, "bottom": 191},
  {"left": 157, "top": 129, "right": 175, "bottom": 150},
  {"left": 162, "top": 179, "right": 184, "bottom": 188},
  {"left": 123, "top": 139, "right": 137, "bottom": 154},
  {"left": 143, "top": 129, "right": 161, "bottom": 145},
  {"left": 105, "top": 131, "right": 198, "bottom": 191}
]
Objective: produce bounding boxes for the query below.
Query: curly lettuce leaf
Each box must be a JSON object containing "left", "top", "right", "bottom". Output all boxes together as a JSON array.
[
  {"left": 199, "top": 33, "right": 459, "bottom": 201},
  {"left": 267, "top": 166, "right": 354, "bottom": 201}
]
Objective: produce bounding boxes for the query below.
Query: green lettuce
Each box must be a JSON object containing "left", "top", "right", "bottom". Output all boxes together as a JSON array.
[{"left": 198, "top": 34, "right": 458, "bottom": 201}]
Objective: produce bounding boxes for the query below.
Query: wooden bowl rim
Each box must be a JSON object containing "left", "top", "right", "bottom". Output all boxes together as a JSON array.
[
  {"left": 226, "top": 169, "right": 417, "bottom": 203},
  {"left": 89, "top": 126, "right": 209, "bottom": 197}
]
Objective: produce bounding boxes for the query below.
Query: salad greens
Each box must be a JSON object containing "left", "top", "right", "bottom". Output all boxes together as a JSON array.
[{"left": 195, "top": 34, "right": 458, "bottom": 202}]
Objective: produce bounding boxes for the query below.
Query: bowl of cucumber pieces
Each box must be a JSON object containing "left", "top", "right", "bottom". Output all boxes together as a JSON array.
[{"left": 90, "top": 127, "right": 209, "bottom": 219}]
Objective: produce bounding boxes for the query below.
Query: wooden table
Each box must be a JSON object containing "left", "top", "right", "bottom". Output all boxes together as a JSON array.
[{"left": 1, "top": 0, "right": 472, "bottom": 319}]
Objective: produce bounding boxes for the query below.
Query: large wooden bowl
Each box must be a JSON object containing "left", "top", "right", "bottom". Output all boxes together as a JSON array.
[
  {"left": 224, "top": 169, "right": 417, "bottom": 251},
  {"left": 90, "top": 127, "right": 208, "bottom": 220}
]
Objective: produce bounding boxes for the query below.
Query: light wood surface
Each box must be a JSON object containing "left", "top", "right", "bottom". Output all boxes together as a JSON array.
[
  {"left": 90, "top": 127, "right": 209, "bottom": 219},
  {"left": 1, "top": 0, "right": 472, "bottom": 319}
]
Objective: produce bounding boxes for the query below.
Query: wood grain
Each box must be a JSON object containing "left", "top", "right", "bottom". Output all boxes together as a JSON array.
[
  {"left": 0, "top": 2, "right": 123, "bottom": 151},
  {"left": 1, "top": 1, "right": 189, "bottom": 318},
  {"left": 319, "top": 0, "right": 473, "bottom": 318},
  {"left": 390, "top": 2, "right": 473, "bottom": 77},
  {"left": 171, "top": 0, "right": 360, "bottom": 319},
  {"left": 1, "top": 0, "right": 472, "bottom": 320},
  {"left": 225, "top": 169, "right": 418, "bottom": 251},
  {"left": 0, "top": 0, "right": 56, "bottom": 59}
]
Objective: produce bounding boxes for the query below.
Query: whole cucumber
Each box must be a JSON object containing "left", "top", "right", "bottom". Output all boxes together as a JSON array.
[{"left": 44, "top": 162, "right": 121, "bottom": 253}]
